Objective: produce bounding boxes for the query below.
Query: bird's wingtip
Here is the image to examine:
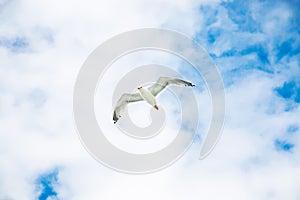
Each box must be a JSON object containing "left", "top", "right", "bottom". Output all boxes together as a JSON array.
[
  {"left": 187, "top": 83, "right": 195, "bottom": 87},
  {"left": 113, "top": 112, "right": 119, "bottom": 124}
]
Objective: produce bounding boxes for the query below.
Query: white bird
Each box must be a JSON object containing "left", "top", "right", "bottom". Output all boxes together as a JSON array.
[{"left": 113, "top": 77, "right": 195, "bottom": 124}]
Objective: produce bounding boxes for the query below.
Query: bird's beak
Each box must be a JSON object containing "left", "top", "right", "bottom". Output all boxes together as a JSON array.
[{"left": 137, "top": 86, "right": 142, "bottom": 90}]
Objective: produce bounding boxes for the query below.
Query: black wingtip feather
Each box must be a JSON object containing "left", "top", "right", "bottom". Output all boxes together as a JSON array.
[
  {"left": 113, "top": 112, "right": 118, "bottom": 124},
  {"left": 186, "top": 82, "right": 195, "bottom": 87}
]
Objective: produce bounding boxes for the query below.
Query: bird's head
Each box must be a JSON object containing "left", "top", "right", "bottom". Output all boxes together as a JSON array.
[{"left": 137, "top": 86, "right": 142, "bottom": 90}]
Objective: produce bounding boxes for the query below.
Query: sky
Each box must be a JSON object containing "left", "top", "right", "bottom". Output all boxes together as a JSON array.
[{"left": 0, "top": 0, "right": 300, "bottom": 199}]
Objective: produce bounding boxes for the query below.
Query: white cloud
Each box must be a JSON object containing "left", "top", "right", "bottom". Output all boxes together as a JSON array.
[{"left": 1, "top": 0, "right": 300, "bottom": 199}]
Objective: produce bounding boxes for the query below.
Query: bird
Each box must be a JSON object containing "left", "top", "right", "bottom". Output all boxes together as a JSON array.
[{"left": 113, "top": 77, "right": 195, "bottom": 124}]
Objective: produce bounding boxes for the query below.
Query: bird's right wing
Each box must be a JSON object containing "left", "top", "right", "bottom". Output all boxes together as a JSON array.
[
  {"left": 113, "top": 93, "right": 143, "bottom": 123},
  {"left": 148, "top": 77, "right": 195, "bottom": 96}
]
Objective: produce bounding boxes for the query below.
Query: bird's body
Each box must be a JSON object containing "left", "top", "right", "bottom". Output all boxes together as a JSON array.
[
  {"left": 113, "top": 77, "right": 195, "bottom": 123},
  {"left": 137, "top": 87, "right": 158, "bottom": 109}
]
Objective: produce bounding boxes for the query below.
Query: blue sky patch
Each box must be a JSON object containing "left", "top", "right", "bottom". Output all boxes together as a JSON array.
[
  {"left": 294, "top": 88, "right": 300, "bottom": 103},
  {"left": 276, "top": 39, "right": 294, "bottom": 62},
  {"left": 275, "top": 81, "right": 295, "bottom": 99},
  {"left": 221, "top": 0, "right": 261, "bottom": 33},
  {"left": 0, "top": 36, "right": 29, "bottom": 52},
  {"left": 199, "top": 5, "right": 218, "bottom": 26},
  {"left": 274, "top": 139, "right": 295, "bottom": 152},
  {"left": 35, "top": 169, "right": 59, "bottom": 200},
  {"left": 241, "top": 44, "right": 270, "bottom": 65},
  {"left": 274, "top": 81, "right": 300, "bottom": 102},
  {"left": 194, "top": 0, "right": 300, "bottom": 82},
  {"left": 207, "top": 27, "right": 222, "bottom": 44},
  {"left": 287, "top": 125, "right": 298, "bottom": 134}
]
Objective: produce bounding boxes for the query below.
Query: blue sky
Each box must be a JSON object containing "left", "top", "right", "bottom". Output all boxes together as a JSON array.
[
  {"left": 35, "top": 169, "right": 59, "bottom": 200},
  {"left": 0, "top": 0, "right": 300, "bottom": 199}
]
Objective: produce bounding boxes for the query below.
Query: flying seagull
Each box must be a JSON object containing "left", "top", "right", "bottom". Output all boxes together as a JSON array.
[{"left": 113, "top": 77, "right": 195, "bottom": 124}]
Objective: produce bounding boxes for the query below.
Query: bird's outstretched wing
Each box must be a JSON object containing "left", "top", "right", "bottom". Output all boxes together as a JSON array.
[
  {"left": 113, "top": 93, "right": 143, "bottom": 123},
  {"left": 148, "top": 77, "right": 195, "bottom": 96}
]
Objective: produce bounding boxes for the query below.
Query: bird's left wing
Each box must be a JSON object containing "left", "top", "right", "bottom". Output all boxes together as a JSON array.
[
  {"left": 113, "top": 93, "right": 143, "bottom": 123},
  {"left": 148, "top": 77, "right": 195, "bottom": 96}
]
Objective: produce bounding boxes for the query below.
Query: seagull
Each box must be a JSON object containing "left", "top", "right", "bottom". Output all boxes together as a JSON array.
[{"left": 113, "top": 77, "right": 195, "bottom": 124}]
